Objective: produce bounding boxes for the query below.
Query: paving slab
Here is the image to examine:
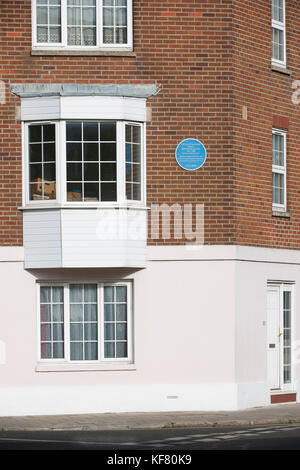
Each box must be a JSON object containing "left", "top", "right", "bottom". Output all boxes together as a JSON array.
[{"left": 1, "top": 403, "right": 300, "bottom": 431}]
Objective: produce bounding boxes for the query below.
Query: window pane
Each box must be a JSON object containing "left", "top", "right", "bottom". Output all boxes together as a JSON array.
[
  {"left": 116, "top": 323, "right": 127, "bottom": 340},
  {"left": 67, "top": 183, "right": 83, "bottom": 201},
  {"left": 102, "top": 0, "right": 127, "bottom": 44},
  {"left": 104, "top": 286, "right": 114, "bottom": 302},
  {"left": 40, "top": 286, "right": 51, "bottom": 303},
  {"left": 115, "top": 8, "right": 127, "bottom": 26},
  {"left": 100, "top": 122, "right": 116, "bottom": 141},
  {"left": 37, "top": 26, "right": 48, "bottom": 42},
  {"left": 70, "top": 323, "right": 83, "bottom": 341},
  {"left": 272, "top": 27, "right": 284, "bottom": 61},
  {"left": 67, "top": 143, "right": 82, "bottom": 161},
  {"left": 104, "top": 323, "right": 115, "bottom": 340},
  {"left": 40, "top": 304, "right": 51, "bottom": 322},
  {"left": 66, "top": 121, "right": 117, "bottom": 202},
  {"left": 83, "top": 27, "right": 96, "bottom": 45},
  {"left": 83, "top": 122, "right": 98, "bottom": 141},
  {"left": 84, "top": 323, "right": 98, "bottom": 340},
  {"left": 84, "top": 284, "right": 97, "bottom": 302},
  {"left": 100, "top": 143, "right": 116, "bottom": 161},
  {"left": 44, "top": 143, "right": 55, "bottom": 162},
  {"left": 70, "top": 342, "right": 83, "bottom": 360},
  {"left": 84, "top": 304, "right": 97, "bottom": 321},
  {"left": 116, "top": 304, "right": 126, "bottom": 321},
  {"left": 272, "top": 172, "right": 284, "bottom": 205},
  {"left": 104, "top": 342, "right": 115, "bottom": 358},
  {"left": 101, "top": 163, "right": 116, "bottom": 181},
  {"left": 115, "top": 27, "right": 127, "bottom": 44},
  {"left": 70, "top": 283, "right": 98, "bottom": 361},
  {"left": 84, "top": 183, "right": 99, "bottom": 200},
  {"left": 67, "top": 163, "right": 82, "bottom": 181},
  {"left": 37, "top": 6, "right": 48, "bottom": 24},
  {"left": 104, "top": 303, "right": 115, "bottom": 321},
  {"left": 44, "top": 163, "right": 56, "bottom": 180},
  {"left": 85, "top": 342, "right": 97, "bottom": 360},
  {"left": 36, "top": 0, "right": 61, "bottom": 43},
  {"left": 70, "top": 303, "right": 84, "bottom": 322},
  {"left": 30, "top": 144, "right": 42, "bottom": 163},
  {"left": 29, "top": 125, "right": 42, "bottom": 143},
  {"left": 53, "top": 342, "right": 64, "bottom": 359},
  {"left": 116, "top": 342, "right": 127, "bottom": 358},
  {"left": 101, "top": 182, "right": 116, "bottom": 201},
  {"left": 40, "top": 285, "right": 64, "bottom": 359},
  {"left": 103, "top": 284, "right": 128, "bottom": 359},
  {"left": 29, "top": 124, "right": 56, "bottom": 201},
  {"left": 41, "top": 323, "right": 52, "bottom": 341},
  {"left": 49, "top": 26, "right": 61, "bottom": 42},
  {"left": 67, "top": 122, "right": 82, "bottom": 141},
  {"left": 53, "top": 304, "right": 64, "bottom": 322},
  {"left": 84, "top": 163, "right": 99, "bottom": 181},
  {"left": 41, "top": 343, "right": 52, "bottom": 359},
  {"left": 49, "top": 6, "right": 61, "bottom": 24},
  {"left": 53, "top": 323, "right": 64, "bottom": 341},
  {"left": 70, "top": 284, "right": 83, "bottom": 302},
  {"left": 116, "top": 286, "right": 127, "bottom": 302},
  {"left": 82, "top": 7, "right": 96, "bottom": 25},
  {"left": 272, "top": 0, "right": 283, "bottom": 22}
]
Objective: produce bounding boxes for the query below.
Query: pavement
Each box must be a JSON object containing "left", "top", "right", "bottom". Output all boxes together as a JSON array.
[{"left": 2, "top": 403, "right": 300, "bottom": 432}]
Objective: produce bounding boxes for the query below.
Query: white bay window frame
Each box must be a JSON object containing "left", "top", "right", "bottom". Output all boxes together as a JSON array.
[
  {"left": 272, "top": 0, "right": 286, "bottom": 67},
  {"left": 272, "top": 128, "right": 287, "bottom": 212},
  {"left": 32, "top": 0, "right": 133, "bottom": 52},
  {"left": 37, "top": 281, "right": 133, "bottom": 365},
  {"left": 23, "top": 119, "right": 145, "bottom": 207}
]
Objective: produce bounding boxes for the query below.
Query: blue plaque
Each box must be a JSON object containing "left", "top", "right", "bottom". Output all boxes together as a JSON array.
[{"left": 175, "top": 138, "right": 206, "bottom": 171}]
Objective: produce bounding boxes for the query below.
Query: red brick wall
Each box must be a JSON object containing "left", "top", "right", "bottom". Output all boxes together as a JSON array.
[
  {"left": 233, "top": 0, "right": 300, "bottom": 249},
  {"left": 1, "top": 0, "right": 235, "bottom": 246}
]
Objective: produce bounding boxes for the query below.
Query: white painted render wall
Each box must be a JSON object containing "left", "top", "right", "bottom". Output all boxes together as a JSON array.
[{"left": 1, "top": 245, "right": 300, "bottom": 416}]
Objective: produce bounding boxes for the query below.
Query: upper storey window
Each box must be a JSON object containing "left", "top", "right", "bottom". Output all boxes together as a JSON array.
[
  {"left": 32, "top": 0, "right": 133, "bottom": 51},
  {"left": 272, "top": 0, "right": 286, "bottom": 67}
]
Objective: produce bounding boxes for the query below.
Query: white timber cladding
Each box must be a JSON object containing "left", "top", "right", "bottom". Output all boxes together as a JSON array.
[
  {"left": 23, "top": 208, "right": 147, "bottom": 268},
  {"left": 23, "top": 209, "right": 62, "bottom": 267},
  {"left": 21, "top": 96, "right": 147, "bottom": 122}
]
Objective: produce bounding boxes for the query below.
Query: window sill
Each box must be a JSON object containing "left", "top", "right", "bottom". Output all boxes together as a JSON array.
[
  {"left": 31, "top": 49, "right": 136, "bottom": 57},
  {"left": 19, "top": 204, "right": 149, "bottom": 211},
  {"left": 36, "top": 362, "right": 136, "bottom": 372},
  {"left": 272, "top": 209, "right": 291, "bottom": 218},
  {"left": 271, "top": 64, "right": 291, "bottom": 75}
]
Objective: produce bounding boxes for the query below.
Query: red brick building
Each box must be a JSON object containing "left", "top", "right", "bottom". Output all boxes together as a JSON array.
[{"left": 0, "top": 0, "right": 299, "bottom": 415}]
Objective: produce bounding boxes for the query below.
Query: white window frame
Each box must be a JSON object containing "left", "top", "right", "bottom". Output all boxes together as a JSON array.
[
  {"left": 32, "top": 0, "right": 133, "bottom": 51},
  {"left": 37, "top": 281, "right": 133, "bottom": 364},
  {"left": 272, "top": 0, "right": 286, "bottom": 67},
  {"left": 272, "top": 128, "right": 286, "bottom": 212},
  {"left": 24, "top": 120, "right": 145, "bottom": 207},
  {"left": 24, "top": 121, "right": 60, "bottom": 205}
]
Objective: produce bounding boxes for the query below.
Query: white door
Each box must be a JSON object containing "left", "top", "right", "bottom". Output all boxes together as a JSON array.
[{"left": 267, "top": 284, "right": 293, "bottom": 391}]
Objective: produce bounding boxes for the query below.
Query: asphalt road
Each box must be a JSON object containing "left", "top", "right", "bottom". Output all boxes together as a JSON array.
[{"left": 1, "top": 424, "right": 300, "bottom": 450}]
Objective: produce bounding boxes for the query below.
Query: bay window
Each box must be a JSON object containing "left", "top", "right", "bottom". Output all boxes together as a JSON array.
[
  {"left": 39, "top": 282, "right": 132, "bottom": 362},
  {"left": 25, "top": 120, "right": 144, "bottom": 205},
  {"left": 32, "top": 0, "right": 133, "bottom": 51}
]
